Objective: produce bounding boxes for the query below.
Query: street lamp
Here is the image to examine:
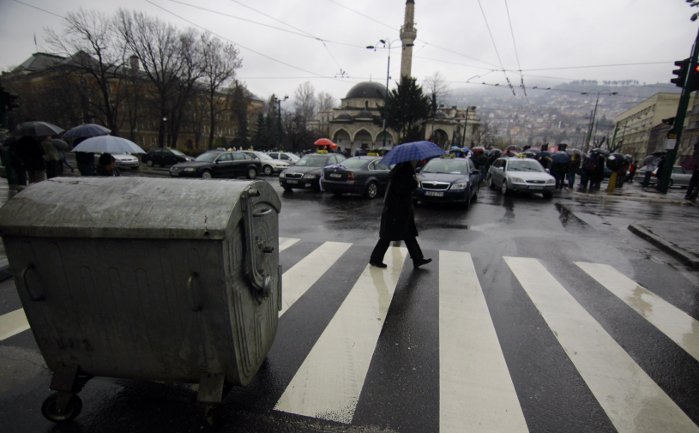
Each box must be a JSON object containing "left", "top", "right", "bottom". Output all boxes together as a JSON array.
[
  {"left": 582, "top": 91, "right": 617, "bottom": 153},
  {"left": 273, "top": 94, "right": 288, "bottom": 150},
  {"left": 366, "top": 39, "right": 396, "bottom": 148}
]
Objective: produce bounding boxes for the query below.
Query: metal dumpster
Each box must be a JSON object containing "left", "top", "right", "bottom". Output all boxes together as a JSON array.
[{"left": 0, "top": 177, "right": 282, "bottom": 423}]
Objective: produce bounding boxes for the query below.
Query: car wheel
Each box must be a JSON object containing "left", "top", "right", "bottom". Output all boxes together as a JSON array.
[
  {"left": 365, "top": 181, "right": 379, "bottom": 199},
  {"left": 146, "top": 160, "right": 153, "bottom": 167},
  {"left": 501, "top": 181, "right": 509, "bottom": 196},
  {"left": 263, "top": 165, "right": 273, "bottom": 176},
  {"left": 283, "top": 186, "right": 293, "bottom": 193},
  {"left": 247, "top": 167, "right": 257, "bottom": 179},
  {"left": 201, "top": 170, "right": 212, "bottom": 179}
]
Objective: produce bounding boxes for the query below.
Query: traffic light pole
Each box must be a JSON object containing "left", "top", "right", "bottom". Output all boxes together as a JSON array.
[{"left": 658, "top": 26, "right": 699, "bottom": 193}]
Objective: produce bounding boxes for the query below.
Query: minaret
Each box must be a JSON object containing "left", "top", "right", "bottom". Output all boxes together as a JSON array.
[{"left": 399, "top": 0, "right": 417, "bottom": 80}]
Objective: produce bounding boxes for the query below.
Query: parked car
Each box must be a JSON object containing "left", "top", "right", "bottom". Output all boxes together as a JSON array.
[
  {"left": 322, "top": 156, "right": 390, "bottom": 199},
  {"left": 267, "top": 151, "right": 300, "bottom": 165},
  {"left": 169, "top": 150, "right": 260, "bottom": 179},
  {"left": 112, "top": 153, "right": 140, "bottom": 170},
  {"left": 487, "top": 157, "right": 555, "bottom": 198},
  {"left": 142, "top": 147, "right": 193, "bottom": 167},
  {"left": 414, "top": 157, "right": 480, "bottom": 208},
  {"left": 279, "top": 152, "right": 346, "bottom": 192},
  {"left": 241, "top": 150, "right": 289, "bottom": 176},
  {"left": 638, "top": 165, "right": 692, "bottom": 188}
]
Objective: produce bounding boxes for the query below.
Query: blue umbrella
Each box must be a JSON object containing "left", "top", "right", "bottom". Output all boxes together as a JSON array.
[
  {"left": 551, "top": 151, "right": 570, "bottom": 164},
  {"left": 63, "top": 123, "right": 111, "bottom": 139},
  {"left": 381, "top": 140, "right": 445, "bottom": 166}
]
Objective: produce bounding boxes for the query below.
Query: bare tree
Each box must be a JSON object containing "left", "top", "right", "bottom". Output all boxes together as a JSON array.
[
  {"left": 116, "top": 10, "right": 193, "bottom": 147},
  {"left": 422, "top": 71, "right": 450, "bottom": 115},
  {"left": 200, "top": 33, "right": 242, "bottom": 148},
  {"left": 317, "top": 91, "right": 336, "bottom": 112},
  {"left": 46, "top": 9, "right": 128, "bottom": 134},
  {"left": 294, "top": 82, "right": 316, "bottom": 128}
]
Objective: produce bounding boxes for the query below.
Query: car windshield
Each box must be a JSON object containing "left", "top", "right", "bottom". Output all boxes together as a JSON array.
[
  {"left": 256, "top": 153, "right": 273, "bottom": 161},
  {"left": 507, "top": 160, "right": 544, "bottom": 172},
  {"left": 171, "top": 149, "right": 187, "bottom": 157},
  {"left": 195, "top": 152, "right": 221, "bottom": 162},
  {"left": 422, "top": 159, "right": 469, "bottom": 175},
  {"left": 339, "top": 158, "right": 370, "bottom": 169},
  {"left": 296, "top": 155, "right": 329, "bottom": 167}
]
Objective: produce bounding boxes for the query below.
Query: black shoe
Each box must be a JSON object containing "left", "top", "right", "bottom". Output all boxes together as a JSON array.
[
  {"left": 413, "top": 258, "right": 432, "bottom": 268},
  {"left": 370, "top": 261, "right": 387, "bottom": 268}
]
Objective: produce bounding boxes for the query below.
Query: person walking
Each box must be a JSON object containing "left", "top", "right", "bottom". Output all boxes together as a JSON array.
[
  {"left": 96, "top": 153, "right": 120, "bottom": 176},
  {"left": 567, "top": 150, "right": 581, "bottom": 189},
  {"left": 370, "top": 160, "right": 431, "bottom": 269},
  {"left": 16, "top": 135, "right": 46, "bottom": 184}
]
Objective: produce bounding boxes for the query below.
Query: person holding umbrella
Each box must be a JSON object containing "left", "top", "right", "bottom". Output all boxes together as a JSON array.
[{"left": 369, "top": 141, "right": 443, "bottom": 269}]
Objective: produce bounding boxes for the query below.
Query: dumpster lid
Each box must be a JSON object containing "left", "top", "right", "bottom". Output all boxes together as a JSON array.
[{"left": 0, "top": 177, "right": 281, "bottom": 240}]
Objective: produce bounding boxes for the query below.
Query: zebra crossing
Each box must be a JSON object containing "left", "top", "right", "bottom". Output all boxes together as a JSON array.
[{"left": 1, "top": 237, "right": 698, "bottom": 432}]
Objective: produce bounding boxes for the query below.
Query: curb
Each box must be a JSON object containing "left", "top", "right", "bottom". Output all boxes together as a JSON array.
[{"left": 628, "top": 224, "right": 699, "bottom": 268}]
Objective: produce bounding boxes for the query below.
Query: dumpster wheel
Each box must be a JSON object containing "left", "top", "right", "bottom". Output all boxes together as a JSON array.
[{"left": 41, "top": 392, "right": 82, "bottom": 423}]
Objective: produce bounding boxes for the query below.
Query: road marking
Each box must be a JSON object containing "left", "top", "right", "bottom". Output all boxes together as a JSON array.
[
  {"left": 280, "top": 241, "right": 352, "bottom": 317},
  {"left": 576, "top": 262, "right": 699, "bottom": 362},
  {"left": 0, "top": 308, "right": 29, "bottom": 341},
  {"left": 505, "top": 257, "right": 699, "bottom": 433},
  {"left": 439, "top": 251, "right": 528, "bottom": 433},
  {"left": 274, "top": 247, "right": 407, "bottom": 423},
  {"left": 279, "top": 237, "right": 300, "bottom": 252}
]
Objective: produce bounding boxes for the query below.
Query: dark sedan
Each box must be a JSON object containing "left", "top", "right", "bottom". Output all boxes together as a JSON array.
[
  {"left": 415, "top": 157, "right": 480, "bottom": 208},
  {"left": 169, "top": 150, "right": 260, "bottom": 179},
  {"left": 279, "top": 152, "right": 346, "bottom": 192},
  {"left": 322, "top": 156, "right": 390, "bottom": 199},
  {"left": 142, "top": 147, "right": 193, "bottom": 167}
]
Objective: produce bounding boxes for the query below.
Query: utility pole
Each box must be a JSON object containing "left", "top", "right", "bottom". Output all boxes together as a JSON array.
[{"left": 658, "top": 26, "right": 699, "bottom": 193}]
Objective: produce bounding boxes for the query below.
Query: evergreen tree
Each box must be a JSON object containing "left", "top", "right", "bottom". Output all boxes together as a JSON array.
[{"left": 383, "top": 77, "right": 431, "bottom": 143}]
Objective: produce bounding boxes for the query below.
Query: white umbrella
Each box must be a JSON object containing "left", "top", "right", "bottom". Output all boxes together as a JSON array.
[{"left": 72, "top": 135, "right": 145, "bottom": 154}]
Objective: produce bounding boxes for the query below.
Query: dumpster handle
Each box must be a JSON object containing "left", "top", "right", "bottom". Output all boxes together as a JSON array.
[
  {"left": 21, "top": 264, "right": 45, "bottom": 301},
  {"left": 188, "top": 273, "right": 202, "bottom": 312},
  {"left": 241, "top": 192, "right": 273, "bottom": 298}
]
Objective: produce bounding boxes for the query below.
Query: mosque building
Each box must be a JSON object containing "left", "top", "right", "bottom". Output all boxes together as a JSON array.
[{"left": 322, "top": 0, "right": 479, "bottom": 155}]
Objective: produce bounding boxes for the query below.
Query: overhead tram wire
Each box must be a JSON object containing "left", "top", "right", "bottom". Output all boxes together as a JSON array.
[
  {"left": 503, "top": 0, "right": 526, "bottom": 97},
  {"left": 12, "top": 0, "right": 64, "bottom": 19},
  {"left": 226, "top": 0, "right": 349, "bottom": 78},
  {"left": 146, "top": 0, "right": 331, "bottom": 80},
  {"left": 477, "top": 0, "right": 516, "bottom": 96}
]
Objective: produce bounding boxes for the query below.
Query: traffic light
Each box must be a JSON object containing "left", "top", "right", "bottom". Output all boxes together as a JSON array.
[
  {"left": 672, "top": 58, "right": 690, "bottom": 87},
  {"left": 687, "top": 62, "right": 699, "bottom": 92}
]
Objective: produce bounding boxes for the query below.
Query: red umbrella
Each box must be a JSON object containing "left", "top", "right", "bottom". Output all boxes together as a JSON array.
[{"left": 314, "top": 138, "right": 337, "bottom": 150}]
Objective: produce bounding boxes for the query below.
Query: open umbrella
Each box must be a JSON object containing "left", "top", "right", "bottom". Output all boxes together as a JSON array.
[
  {"left": 63, "top": 123, "right": 111, "bottom": 139},
  {"left": 551, "top": 151, "right": 570, "bottom": 164},
  {"left": 51, "top": 138, "right": 70, "bottom": 152},
  {"left": 14, "top": 121, "right": 63, "bottom": 137},
  {"left": 314, "top": 138, "right": 337, "bottom": 150},
  {"left": 72, "top": 135, "right": 145, "bottom": 154},
  {"left": 381, "top": 140, "right": 445, "bottom": 166}
]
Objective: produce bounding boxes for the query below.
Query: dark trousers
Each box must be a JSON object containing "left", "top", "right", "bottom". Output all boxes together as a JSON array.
[
  {"left": 686, "top": 170, "right": 699, "bottom": 199},
  {"left": 371, "top": 237, "right": 424, "bottom": 264}
]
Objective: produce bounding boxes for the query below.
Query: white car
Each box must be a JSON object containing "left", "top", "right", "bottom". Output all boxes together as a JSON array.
[
  {"left": 112, "top": 153, "right": 140, "bottom": 170},
  {"left": 267, "top": 151, "right": 300, "bottom": 165},
  {"left": 487, "top": 157, "right": 556, "bottom": 198},
  {"left": 241, "top": 150, "right": 289, "bottom": 176}
]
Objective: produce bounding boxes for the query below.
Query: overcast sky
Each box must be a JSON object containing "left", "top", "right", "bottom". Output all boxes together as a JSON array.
[{"left": 1, "top": 0, "right": 697, "bottom": 104}]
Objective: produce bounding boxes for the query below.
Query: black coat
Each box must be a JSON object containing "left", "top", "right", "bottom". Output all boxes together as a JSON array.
[{"left": 379, "top": 162, "right": 418, "bottom": 241}]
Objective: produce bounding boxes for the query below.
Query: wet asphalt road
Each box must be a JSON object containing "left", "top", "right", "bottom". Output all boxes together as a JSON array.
[{"left": 0, "top": 175, "right": 697, "bottom": 433}]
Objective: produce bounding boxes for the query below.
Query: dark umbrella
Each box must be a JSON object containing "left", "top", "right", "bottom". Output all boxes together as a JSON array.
[
  {"left": 381, "top": 140, "right": 445, "bottom": 166},
  {"left": 14, "top": 121, "right": 63, "bottom": 137},
  {"left": 551, "top": 151, "right": 570, "bottom": 164},
  {"left": 63, "top": 123, "right": 111, "bottom": 139},
  {"left": 51, "top": 138, "right": 70, "bottom": 151}
]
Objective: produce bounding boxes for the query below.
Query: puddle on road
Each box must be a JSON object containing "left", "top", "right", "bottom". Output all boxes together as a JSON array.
[{"left": 555, "top": 203, "right": 589, "bottom": 229}]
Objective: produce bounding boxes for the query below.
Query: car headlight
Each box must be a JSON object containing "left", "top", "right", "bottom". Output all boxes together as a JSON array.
[
  {"left": 509, "top": 176, "right": 524, "bottom": 183},
  {"left": 546, "top": 178, "right": 555, "bottom": 185},
  {"left": 279, "top": 172, "right": 286, "bottom": 178},
  {"left": 303, "top": 173, "right": 317, "bottom": 179},
  {"left": 450, "top": 182, "right": 468, "bottom": 191}
]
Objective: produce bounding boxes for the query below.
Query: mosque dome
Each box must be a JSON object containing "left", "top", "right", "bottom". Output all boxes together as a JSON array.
[{"left": 345, "top": 81, "right": 387, "bottom": 100}]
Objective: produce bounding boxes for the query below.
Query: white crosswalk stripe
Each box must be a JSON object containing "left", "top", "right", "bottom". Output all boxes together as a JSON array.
[
  {"left": 576, "top": 261, "right": 699, "bottom": 362},
  {"left": 0, "top": 308, "right": 29, "bottom": 341},
  {"left": 275, "top": 247, "right": 407, "bottom": 423},
  {"left": 506, "top": 256, "right": 699, "bottom": 433},
  {"left": 279, "top": 237, "right": 300, "bottom": 252},
  {"left": 439, "top": 251, "right": 528, "bottom": 433}
]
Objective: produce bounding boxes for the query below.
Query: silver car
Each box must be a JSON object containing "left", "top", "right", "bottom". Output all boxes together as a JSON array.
[{"left": 487, "top": 157, "right": 556, "bottom": 198}]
